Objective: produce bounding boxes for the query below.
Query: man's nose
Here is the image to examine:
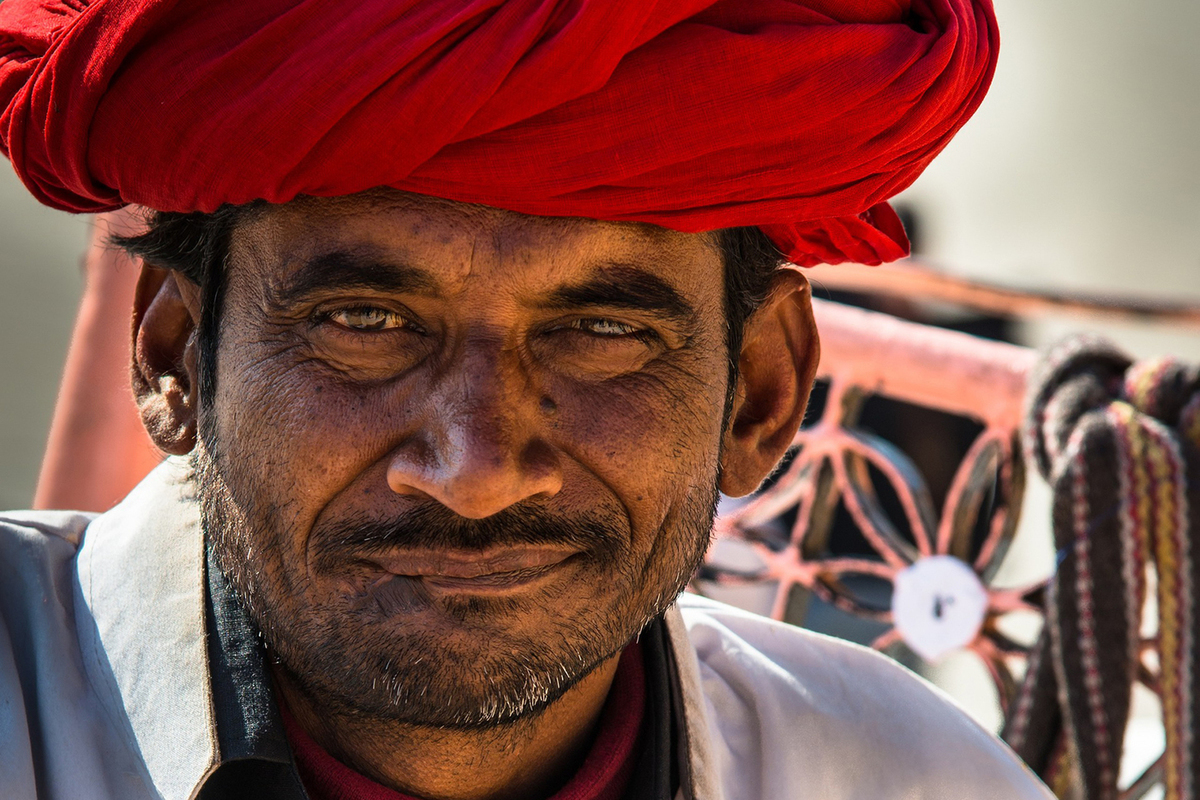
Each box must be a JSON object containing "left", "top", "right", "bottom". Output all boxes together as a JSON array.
[{"left": 385, "top": 350, "right": 563, "bottom": 519}]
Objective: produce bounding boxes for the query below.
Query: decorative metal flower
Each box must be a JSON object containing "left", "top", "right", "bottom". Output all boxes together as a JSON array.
[
  {"left": 698, "top": 376, "right": 1049, "bottom": 715},
  {"left": 696, "top": 301, "right": 1183, "bottom": 798}
]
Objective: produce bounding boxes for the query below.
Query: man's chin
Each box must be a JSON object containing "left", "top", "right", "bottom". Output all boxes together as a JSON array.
[
  {"left": 270, "top": 609, "right": 616, "bottom": 728},
  {"left": 340, "top": 586, "right": 594, "bottom": 647}
]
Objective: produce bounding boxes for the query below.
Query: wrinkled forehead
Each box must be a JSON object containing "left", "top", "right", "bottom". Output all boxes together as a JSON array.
[{"left": 226, "top": 190, "right": 725, "bottom": 301}]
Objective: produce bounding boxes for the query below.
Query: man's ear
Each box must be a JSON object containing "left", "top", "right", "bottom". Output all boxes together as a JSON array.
[
  {"left": 719, "top": 269, "right": 820, "bottom": 497},
  {"left": 132, "top": 266, "right": 203, "bottom": 455}
]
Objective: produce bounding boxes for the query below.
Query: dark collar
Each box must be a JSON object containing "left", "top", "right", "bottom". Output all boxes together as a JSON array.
[{"left": 196, "top": 542, "right": 308, "bottom": 799}]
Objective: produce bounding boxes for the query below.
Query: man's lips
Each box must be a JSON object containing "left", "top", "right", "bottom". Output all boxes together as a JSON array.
[
  {"left": 363, "top": 546, "right": 581, "bottom": 592},
  {"left": 343, "top": 546, "right": 585, "bottom": 618}
]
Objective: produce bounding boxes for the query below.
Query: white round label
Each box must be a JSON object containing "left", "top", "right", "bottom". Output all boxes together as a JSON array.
[{"left": 892, "top": 555, "right": 988, "bottom": 663}]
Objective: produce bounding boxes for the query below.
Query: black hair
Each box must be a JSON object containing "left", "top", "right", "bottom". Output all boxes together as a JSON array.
[
  {"left": 115, "top": 204, "right": 253, "bottom": 407},
  {"left": 715, "top": 225, "right": 787, "bottom": 378},
  {"left": 115, "top": 207, "right": 785, "bottom": 410}
]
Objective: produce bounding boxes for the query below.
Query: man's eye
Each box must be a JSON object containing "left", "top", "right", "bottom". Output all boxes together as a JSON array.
[
  {"left": 567, "top": 318, "right": 643, "bottom": 337},
  {"left": 325, "top": 307, "right": 408, "bottom": 332}
]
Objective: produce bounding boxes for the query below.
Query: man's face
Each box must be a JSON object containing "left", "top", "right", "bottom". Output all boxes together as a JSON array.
[{"left": 198, "top": 191, "right": 733, "bottom": 726}]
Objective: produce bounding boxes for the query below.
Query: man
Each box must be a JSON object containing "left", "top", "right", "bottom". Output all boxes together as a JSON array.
[{"left": 0, "top": 1, "right": 1052, "bottom": 798}]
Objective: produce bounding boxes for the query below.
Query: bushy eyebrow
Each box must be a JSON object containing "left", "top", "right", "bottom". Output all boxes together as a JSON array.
[
  {"left": 543, "top": 265, "right": 698, "bottom": 325},
  {"left": 270, "top": 250, "right": 438, "bottom": 307},
  {"left": 269, "top": 252, "right": 697, "bottom": 326}
]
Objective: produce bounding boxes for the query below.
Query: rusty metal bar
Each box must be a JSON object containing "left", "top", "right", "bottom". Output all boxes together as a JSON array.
[{"left": 807, "top": 261, "right": 1200, "bottom": 328}]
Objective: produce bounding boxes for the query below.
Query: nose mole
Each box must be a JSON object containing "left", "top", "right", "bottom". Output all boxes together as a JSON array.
[{"left": 540, "top": 397, "right": 558, "bottom": 415}]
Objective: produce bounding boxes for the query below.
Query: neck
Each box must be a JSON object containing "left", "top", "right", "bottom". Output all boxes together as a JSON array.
[{"left": 272, "top": 652, "right": 623, "bottom": 800}]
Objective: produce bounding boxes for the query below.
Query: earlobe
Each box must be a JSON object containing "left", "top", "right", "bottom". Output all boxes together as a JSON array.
[
  {"left": 132, "top": 267, "right": 202, "bottom": 455},
  {"left": 719, "top": 271, "right": 820, "bottom": 497}
]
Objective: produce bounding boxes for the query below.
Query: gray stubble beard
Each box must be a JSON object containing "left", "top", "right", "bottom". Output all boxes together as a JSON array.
[{"left": 192, "top": 432, "right": 718, "bottom": 729}]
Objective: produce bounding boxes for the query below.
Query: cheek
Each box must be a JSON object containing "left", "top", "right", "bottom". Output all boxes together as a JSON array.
[
  {"left": 547, "top": 361, "right": 728, "bottom": 540},
  {"left": 212, "top": 341, "right": 411, "bottom": 527}
]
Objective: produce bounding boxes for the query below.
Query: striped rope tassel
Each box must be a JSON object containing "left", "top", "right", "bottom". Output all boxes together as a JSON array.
[
  {"left": 1006, "top": 338, "right": 1200, "bottom": 800},
  {"left": 1123, "top": 360, "right": 1199, "bottom": 800}
]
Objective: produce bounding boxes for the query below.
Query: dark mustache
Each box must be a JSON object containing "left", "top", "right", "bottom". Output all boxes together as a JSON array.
[{"left": 315, "top": 502, "right": 627, "bottom": 558}]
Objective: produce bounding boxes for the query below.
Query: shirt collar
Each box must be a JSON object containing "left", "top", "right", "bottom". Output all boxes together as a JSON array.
[
  {"left": 77, "top": 457, "right": 220, "bottom": 800},
  {"left": 78, "top": 458, "right": 310, "bottom": 800},
  {"left": 202, "top": 537, "right": 292, "bottom": 765}
]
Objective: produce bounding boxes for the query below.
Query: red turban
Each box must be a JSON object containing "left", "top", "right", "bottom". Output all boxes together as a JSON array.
[{"left": 0, "top": 0, "right": 997, "bottom": 267}]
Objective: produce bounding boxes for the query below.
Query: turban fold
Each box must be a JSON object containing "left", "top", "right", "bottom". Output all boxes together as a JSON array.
[{"left": 0, "top": 0, "right": 997, "bottom": 267}]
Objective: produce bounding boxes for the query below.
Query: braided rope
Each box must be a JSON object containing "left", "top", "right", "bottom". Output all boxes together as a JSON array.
[{"left": 1003, "top": 336, "right": 1200, "bottom": 800}]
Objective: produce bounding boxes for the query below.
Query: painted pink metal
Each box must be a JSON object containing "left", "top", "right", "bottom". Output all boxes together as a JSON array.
[
  {"left": 811, "top": 298, "right": 1036, "bottom": 430},
  {"left": 704, "top": 298, "right": 1047, "bottom": 715}
]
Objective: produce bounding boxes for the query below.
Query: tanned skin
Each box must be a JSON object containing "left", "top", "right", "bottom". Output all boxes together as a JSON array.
[{"left": 131, "top": 191, "right": 819, "bottom": 800}]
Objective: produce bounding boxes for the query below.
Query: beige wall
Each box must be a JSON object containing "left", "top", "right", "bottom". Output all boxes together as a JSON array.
[
  {"left": 1, "top": 0, "right": 1198, "bottom": 511},
  {"left": 899, "top": 0, "right": 1200, "bottom": 356},
  {"left": 0, "top": 163, "right": 89, "bottom": 509}
]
